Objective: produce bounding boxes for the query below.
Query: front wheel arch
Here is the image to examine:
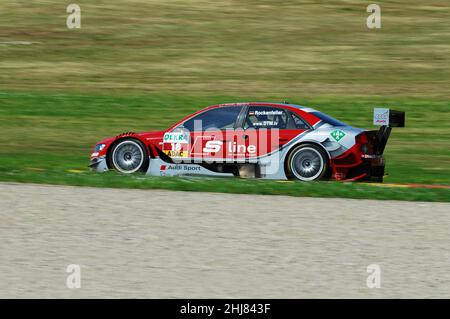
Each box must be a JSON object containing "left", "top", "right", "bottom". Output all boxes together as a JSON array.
[{"left": 106, "top": 137, "right": 150, "bottom": 173}]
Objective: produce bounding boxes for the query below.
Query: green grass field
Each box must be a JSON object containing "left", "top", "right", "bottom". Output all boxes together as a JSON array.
[{"left": 0, "top": 1, "right": 449, "bottom": 201}]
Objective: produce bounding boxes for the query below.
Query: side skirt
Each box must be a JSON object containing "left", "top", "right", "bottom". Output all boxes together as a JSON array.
[
  {"left": 146, "top": 158, "right": 234, "bottom": 177},
  {"left": 145, "top": 157, "right": 289, "bottom": 180}
]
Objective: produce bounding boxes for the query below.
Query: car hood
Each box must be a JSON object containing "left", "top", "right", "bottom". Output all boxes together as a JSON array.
[{"left": 135, "top": 130, "right": 166, "bottom": 142}]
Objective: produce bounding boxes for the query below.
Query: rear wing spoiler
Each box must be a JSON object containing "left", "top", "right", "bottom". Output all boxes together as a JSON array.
[
  {"left": 370, "top": 108, "right": 405, "bottom": 155},
  {"left": 373, "top": 108, "right": 405, "bottom": 127}
]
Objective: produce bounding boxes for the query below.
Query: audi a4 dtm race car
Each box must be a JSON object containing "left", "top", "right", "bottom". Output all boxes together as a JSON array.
[{"left": 89, "top": 102, "right": 405, "bottom": 182}]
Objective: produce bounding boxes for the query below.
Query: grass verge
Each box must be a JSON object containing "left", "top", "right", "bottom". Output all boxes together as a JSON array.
[{"left": 1, "top": 168, "right": 449, "bottom": 202}]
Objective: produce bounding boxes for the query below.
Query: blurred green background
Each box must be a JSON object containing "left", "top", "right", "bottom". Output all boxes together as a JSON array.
[{"left": 0, "top": 1, "right": 449, "bottom": 199}]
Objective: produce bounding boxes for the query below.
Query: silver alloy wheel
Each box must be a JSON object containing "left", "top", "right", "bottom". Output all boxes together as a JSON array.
[
  {"left": 290, "top": 147, "right": 324, "bottom": 181},
  {"left": 112, "top": 140, "right": 144, "bottom": 174}
]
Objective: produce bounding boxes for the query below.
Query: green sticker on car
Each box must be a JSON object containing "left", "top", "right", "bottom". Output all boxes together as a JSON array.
[{"left": 330, "top": 130, "right": 346, "bottom": 142}]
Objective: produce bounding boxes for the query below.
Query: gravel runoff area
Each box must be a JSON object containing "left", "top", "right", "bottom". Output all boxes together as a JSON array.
[{"left": 1, "top": 182, "right": 449, "bottom": 298}]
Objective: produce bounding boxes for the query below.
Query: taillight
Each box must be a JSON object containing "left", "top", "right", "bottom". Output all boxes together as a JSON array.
[
  {"left": 361, "top": 144, "right": 368, "bottom": 154},
  {"left": 356, "top": 132, "right": 373, "bottom": 154},
  {"left": 356, "top": 132, "right": 368, "bottom": 144}
]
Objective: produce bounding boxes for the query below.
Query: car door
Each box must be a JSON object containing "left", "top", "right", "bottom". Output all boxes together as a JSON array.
[{"left": 173, "top": 106, "right": 243, "bottom": 162}]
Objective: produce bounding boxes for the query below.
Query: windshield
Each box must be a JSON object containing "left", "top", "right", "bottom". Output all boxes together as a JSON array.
[{"left": 311, "top": 112, "right": 347, "bottom": 127}]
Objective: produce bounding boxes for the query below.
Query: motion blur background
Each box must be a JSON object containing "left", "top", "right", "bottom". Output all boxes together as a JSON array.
[
  {"left": 2, "top": 1, "right": 450, "bottom": 299},
  {"left": 0, "top": 0, "right": 449, "bottom": 196}
]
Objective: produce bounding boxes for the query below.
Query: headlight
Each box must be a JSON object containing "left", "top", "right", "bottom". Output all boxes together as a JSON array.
[{"left": 94, "top": 143, "right": 106, "bottom": 152}]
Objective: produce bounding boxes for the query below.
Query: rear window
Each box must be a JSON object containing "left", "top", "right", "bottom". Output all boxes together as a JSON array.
[
  {"left": 311, "top": 112, "right": 347, "bottom": 127},
  {"left": 290, "top": 112, "right": 311, "bottom": 129}
]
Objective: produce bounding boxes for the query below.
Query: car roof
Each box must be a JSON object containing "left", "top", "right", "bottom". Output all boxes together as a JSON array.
[
  {"left": 212, "top": 102, "right": 319, "bottom": 113},
  {"left": 167, "top": 102, "right": 324, "bottom": 131}
]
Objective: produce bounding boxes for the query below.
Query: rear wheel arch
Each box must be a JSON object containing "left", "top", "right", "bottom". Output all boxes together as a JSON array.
[
  {"left": 285, "top": 141, "right": 330, "bottom": 163},
  {"left": 284, "top": 142, "right": 331, "bottom": 180}
]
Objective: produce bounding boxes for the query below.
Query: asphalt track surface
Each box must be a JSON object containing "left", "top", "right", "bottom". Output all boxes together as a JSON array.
[{"left": 1, "top": 182, "right": 450, "bottom": 298}]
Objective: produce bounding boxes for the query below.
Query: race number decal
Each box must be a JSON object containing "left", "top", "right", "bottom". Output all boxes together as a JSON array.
[{"left": 163, "top": 132, "right": 189, "bottom": 158}]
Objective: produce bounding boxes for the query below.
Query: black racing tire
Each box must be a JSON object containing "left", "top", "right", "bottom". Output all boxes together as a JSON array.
[
  {"left": 285, "top": 144, "right": 329, "bottom": 181},
  {"left": 108, "top": 139, "right": 149, "bottom": 174}
]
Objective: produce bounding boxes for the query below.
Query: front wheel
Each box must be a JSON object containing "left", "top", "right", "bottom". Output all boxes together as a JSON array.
[
  {"left": 286, "top": 144, "right": 329, "bottom": 181},
  {"left": 109, "top": 139, "right": 149, "bottom": 174}
]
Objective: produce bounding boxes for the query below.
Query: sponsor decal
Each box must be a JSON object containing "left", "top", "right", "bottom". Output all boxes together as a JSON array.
[
  {"left": 160, "top": 164, "right": 201, "bottom": 172},
  {"left": 202, "top": 140, "right": 257, "bottom": 154},
  {"left": 373, "top": 108, "right": 389, "bottom": 126},
  {"left": 163, "top": 150, "right": 188, "bottom": 158},
  {"left": 253, "top": 110, "right": 283, "bottom": 116},
  {"left": 163, "top": 132, "right": 189, "bottom": 143},
  {"left": 228, "top": 142, "right": 257, "bottom": 154},
  {"left": 253, "top": 121, "right": 278, "bottom": 127},
  {"left": 203, "top": 140, "right": 223, "bottom": 153},
  {"left": 330, "top": 129, "right": 346, "bottom": 142}
]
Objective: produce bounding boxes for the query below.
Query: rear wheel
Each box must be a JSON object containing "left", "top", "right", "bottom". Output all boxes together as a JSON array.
[
  {"left": 109, "top": 139, "right": 149, "bottom": 174},
  {"left": 286, "top": 144, "right": 329, "bottom": 181}
]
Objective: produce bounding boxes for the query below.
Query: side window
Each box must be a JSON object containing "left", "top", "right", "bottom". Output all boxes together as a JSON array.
[
  {"left": 290, "top": 112, "right": 311, "bottom": 129},
  {"left": 244, "top": 106, "right": 288, "bottom": 129},
  {"left": 182, "top": 107, "right": 242, "bottom": 131}
]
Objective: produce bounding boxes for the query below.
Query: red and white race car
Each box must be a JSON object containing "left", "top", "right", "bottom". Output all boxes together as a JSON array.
[{"left": 89, "top": 102, "right": 404, "bottom": 182}]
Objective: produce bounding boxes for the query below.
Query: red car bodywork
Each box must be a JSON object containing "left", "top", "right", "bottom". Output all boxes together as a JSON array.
[{"left": 90, "top": 102, "right": 392, "bottom": 181}]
